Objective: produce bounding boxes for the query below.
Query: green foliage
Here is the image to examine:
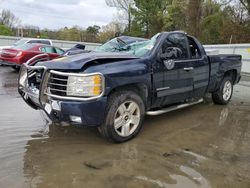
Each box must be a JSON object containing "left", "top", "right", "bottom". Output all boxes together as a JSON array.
[
  {"left": 200, "top": 0, "right": 224, "bottom": 44},
  {"left": 131, "top": 0, "right": 168, "bottom": 37},
  {"left": 201, "top": 12, "right": 224, "bottom": 44},
  {"left": 127, "top": 0, "right": 250, "bottom": 43},
  {"left": 0, "top": 24, "right": 12, "bottom": 35},
  {"left": 163, "top": 0, "right": 187, "bottom": 31},
  {"left": 1, "top": 1, "right": 250, "bottom": 44}
]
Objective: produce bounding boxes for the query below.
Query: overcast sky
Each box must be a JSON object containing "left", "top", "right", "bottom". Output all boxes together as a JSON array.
[{"left": 0, "top": 0, "right": 117, "bottom": 29}]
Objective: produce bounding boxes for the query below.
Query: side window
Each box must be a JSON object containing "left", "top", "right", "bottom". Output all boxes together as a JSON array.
[
  {"left": 162, "top": 34, "right": 189, "bottom": 60},
  {"left": 46, "top": 47, "right": 56, "bottom": 53},
  {"left": 55, "top": 47, "right": 64, "bottom": 55},
  {"left": 188, "top": 37, "right": 201, "bottom": 59},
  {"left": 40, "top": 46, "right": 56, "bottom": 53},
  {"left": 40, "top": 47, "right": 46, "bottom": 53}
]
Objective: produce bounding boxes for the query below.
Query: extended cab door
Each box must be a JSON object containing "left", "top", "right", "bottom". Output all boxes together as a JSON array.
[
  {"left": 187, "top": 36, "right": 209, "bottom": 99},
  {"left": 153, "top": 34, "right": 210, "bottom": 107},
  {"left": 155, "top": 33, "right": 194, "bottom": 106}
]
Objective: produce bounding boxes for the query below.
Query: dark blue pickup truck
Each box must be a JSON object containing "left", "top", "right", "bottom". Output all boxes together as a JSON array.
[{"left": 18, "top": 31, "right": 242, "bottom": 142}]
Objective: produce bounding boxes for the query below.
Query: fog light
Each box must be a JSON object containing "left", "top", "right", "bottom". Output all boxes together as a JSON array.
[
  {"left": 70, "top": 116, "right": 82, "bottom": 124},
  {"left": 51, "top": 101, "right": 61, "bottom": 111}
]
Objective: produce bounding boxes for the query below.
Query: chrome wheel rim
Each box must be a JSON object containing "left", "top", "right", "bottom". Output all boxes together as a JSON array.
[
  {"left": 114, "top": 101, "right": 140, "bottom": 137},
  {"left": 223, "top": 81, "right": 232, "bottom": 101}
]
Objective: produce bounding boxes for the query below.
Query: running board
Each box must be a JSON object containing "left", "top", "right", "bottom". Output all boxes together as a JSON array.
[{"left": 146, "top": 99, "right": 204, "bottom": 116}]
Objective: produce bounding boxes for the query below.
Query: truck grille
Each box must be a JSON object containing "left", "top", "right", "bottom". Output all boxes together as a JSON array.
[{"left": 47, "top": 72, "right": 68, "bottom": 96}]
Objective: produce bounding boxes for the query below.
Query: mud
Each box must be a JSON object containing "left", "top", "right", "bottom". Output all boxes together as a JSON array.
[{"left": 0, "top": 66, "right": 250, "bottom": 188}]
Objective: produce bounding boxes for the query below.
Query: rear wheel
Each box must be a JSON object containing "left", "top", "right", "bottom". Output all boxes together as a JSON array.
[
  {"left": 212, "top": 76, "right": 233, "bottom": 105},
  {"left": 98, "top": 90, "right": 145, "bottom": 143}
]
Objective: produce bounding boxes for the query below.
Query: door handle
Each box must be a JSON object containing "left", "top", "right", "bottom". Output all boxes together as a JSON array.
[{"left": 184, "top": 67, "right": 194, "bottom": 71}]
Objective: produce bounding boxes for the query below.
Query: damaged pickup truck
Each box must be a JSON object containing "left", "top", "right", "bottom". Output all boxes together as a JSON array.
[{"left": 18, "top": 31, "right": 242, "bottom": 143}]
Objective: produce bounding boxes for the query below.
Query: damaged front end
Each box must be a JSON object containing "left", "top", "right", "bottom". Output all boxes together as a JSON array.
[
  {"left": 18, "top": 54, "right": 49, "bottom": 110},
  {"left": 18, "top": 54, "right": 107, "bottom": 126}
]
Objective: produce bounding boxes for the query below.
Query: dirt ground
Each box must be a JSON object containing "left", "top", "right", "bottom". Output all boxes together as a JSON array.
[{"left": 0, "top": 66, "right": 250, "bottom": 188}]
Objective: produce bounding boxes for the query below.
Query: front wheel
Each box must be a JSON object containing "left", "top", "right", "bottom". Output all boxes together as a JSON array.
[
  {"left": 98, "top": 90, "right": 145, "bottom": 143},
  {"left": 212, "top": 76, "right": 233, "bottom": 105}
]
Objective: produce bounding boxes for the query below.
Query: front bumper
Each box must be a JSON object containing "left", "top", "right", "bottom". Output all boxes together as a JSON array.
[
  {"left": 0, "top": 60, "right": 19, "bottom": 67},
  {"left": 44, "top": 98, "right": 107, "bottom": 126},
  {"left": 18, "top": 64, "right": 107, "bottom": 127}
]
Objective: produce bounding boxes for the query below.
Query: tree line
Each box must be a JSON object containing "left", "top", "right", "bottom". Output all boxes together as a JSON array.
[
  {"left": 0, "top": 0, "right": 249, "bottom": 44},
  {"left": 107, "top": 0, "right": 250, "bottom": 44}
]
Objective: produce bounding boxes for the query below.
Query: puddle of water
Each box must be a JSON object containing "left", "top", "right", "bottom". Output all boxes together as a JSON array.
[
  {"left": 136, "top": 166, "right": 211, "bottom": 188},
  {"left": 0, "top": 67, "right": 250, "bottom": 188},
  {"left": 182, "top": 150, "right": 207, "bottom": 162}
]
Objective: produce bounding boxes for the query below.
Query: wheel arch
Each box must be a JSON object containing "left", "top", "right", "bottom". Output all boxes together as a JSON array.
[
  {"left": 224, "top": 69, "right": 237, "bottom": 84},
  {"left": 107, "top": 83, "right": 150, "bottom": 109}
]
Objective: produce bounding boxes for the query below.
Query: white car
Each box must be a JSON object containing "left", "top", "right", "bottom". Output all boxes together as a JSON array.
[
  {"left": 0, "top": 38, "right": 53, "bottom": 50},
  {"left": 13, "top": 38, "right": 53, "bottom": 46}
]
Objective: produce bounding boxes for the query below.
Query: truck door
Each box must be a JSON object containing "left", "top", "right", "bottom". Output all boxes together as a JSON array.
[
  {"left": 156, "top": 33, "right": 194, "bottom": 105},
  {"left": 187, "top": 36, "right": 209, "bottom": 99}
]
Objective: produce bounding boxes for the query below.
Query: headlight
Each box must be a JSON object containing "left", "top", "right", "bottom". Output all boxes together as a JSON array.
[{"left": 66, "top": 74, "right": 104, "bottom": 97}]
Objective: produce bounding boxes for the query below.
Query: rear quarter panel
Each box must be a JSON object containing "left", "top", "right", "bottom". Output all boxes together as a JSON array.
[{"left": 208, "top": 55, "right": 242, "bottom": 92}]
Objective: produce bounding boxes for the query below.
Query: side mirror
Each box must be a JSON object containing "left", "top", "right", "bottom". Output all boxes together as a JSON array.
[{"left": 157, "top": 50, "right": 176, "bottom": 70}]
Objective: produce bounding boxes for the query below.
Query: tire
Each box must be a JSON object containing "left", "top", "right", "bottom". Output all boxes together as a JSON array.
[
  {"left": 212, "top": 76, "right": 233, "bottom": 105},
  {"left": 11, "top": 66, "right": 20, "bottom": 72},
  {"left": 98, "top": 90, "right": 145, "bottom": 143}
]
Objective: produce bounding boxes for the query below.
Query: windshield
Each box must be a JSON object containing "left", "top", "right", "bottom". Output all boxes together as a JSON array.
[
  {"left": 13, "top": 39, "right": 29, "bottom": 46},
  {"left": 95, "top": 34, "right": 160, "bottom": 57}
]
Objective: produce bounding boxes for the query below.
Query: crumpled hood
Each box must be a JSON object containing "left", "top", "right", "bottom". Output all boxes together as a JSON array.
[{"left": 36, "top": 52, "right": 138, "bottom": 70}]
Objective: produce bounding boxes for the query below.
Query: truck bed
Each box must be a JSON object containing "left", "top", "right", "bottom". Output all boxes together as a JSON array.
[{"left": 207, "top": 54, "right": 242, "bottom": 92}]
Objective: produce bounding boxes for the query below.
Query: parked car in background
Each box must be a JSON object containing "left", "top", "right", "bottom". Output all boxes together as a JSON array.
[
  {"left": 0, "top": 43, "right": 64, "bottom": 70},
  {"left": 0, "top": 38, "right": 53, "bottom": 51},
  {"left": 14, "top": 38, "right": 53, "bottom": 46}
]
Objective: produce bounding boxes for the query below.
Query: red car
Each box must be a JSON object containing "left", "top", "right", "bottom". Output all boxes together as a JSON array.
[{"left": 0, "top": 43, "right": 65, "bottom": 70}]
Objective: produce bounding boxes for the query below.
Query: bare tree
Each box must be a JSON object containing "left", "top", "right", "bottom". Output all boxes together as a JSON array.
[
  {"left": 105, "top": 0, "right": 134, "bottom": 32},
  {"left": 0, "top": 9, "right": 21, "bottom": 28},
  {"left": 221, "top": 0, "right": 250, "bottom": 15},
  {"left": 239, "top": 0, "right": 250, "bottom": 15}
]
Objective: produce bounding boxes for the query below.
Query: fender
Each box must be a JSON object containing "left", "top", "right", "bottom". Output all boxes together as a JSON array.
[{"left": 85, "top": 57, "right": 152, "bottom": 97}]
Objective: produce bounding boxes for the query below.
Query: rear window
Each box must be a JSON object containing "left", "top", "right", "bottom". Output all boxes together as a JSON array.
[
  {"left": 39, "top": 40, "right": 51, "bottom": 45},
  {"left": 28, "top": 40, "right": 51, "bottom": 45},
  {"left": 13, "top": 43, "right": 34, "bottom": 51}
]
